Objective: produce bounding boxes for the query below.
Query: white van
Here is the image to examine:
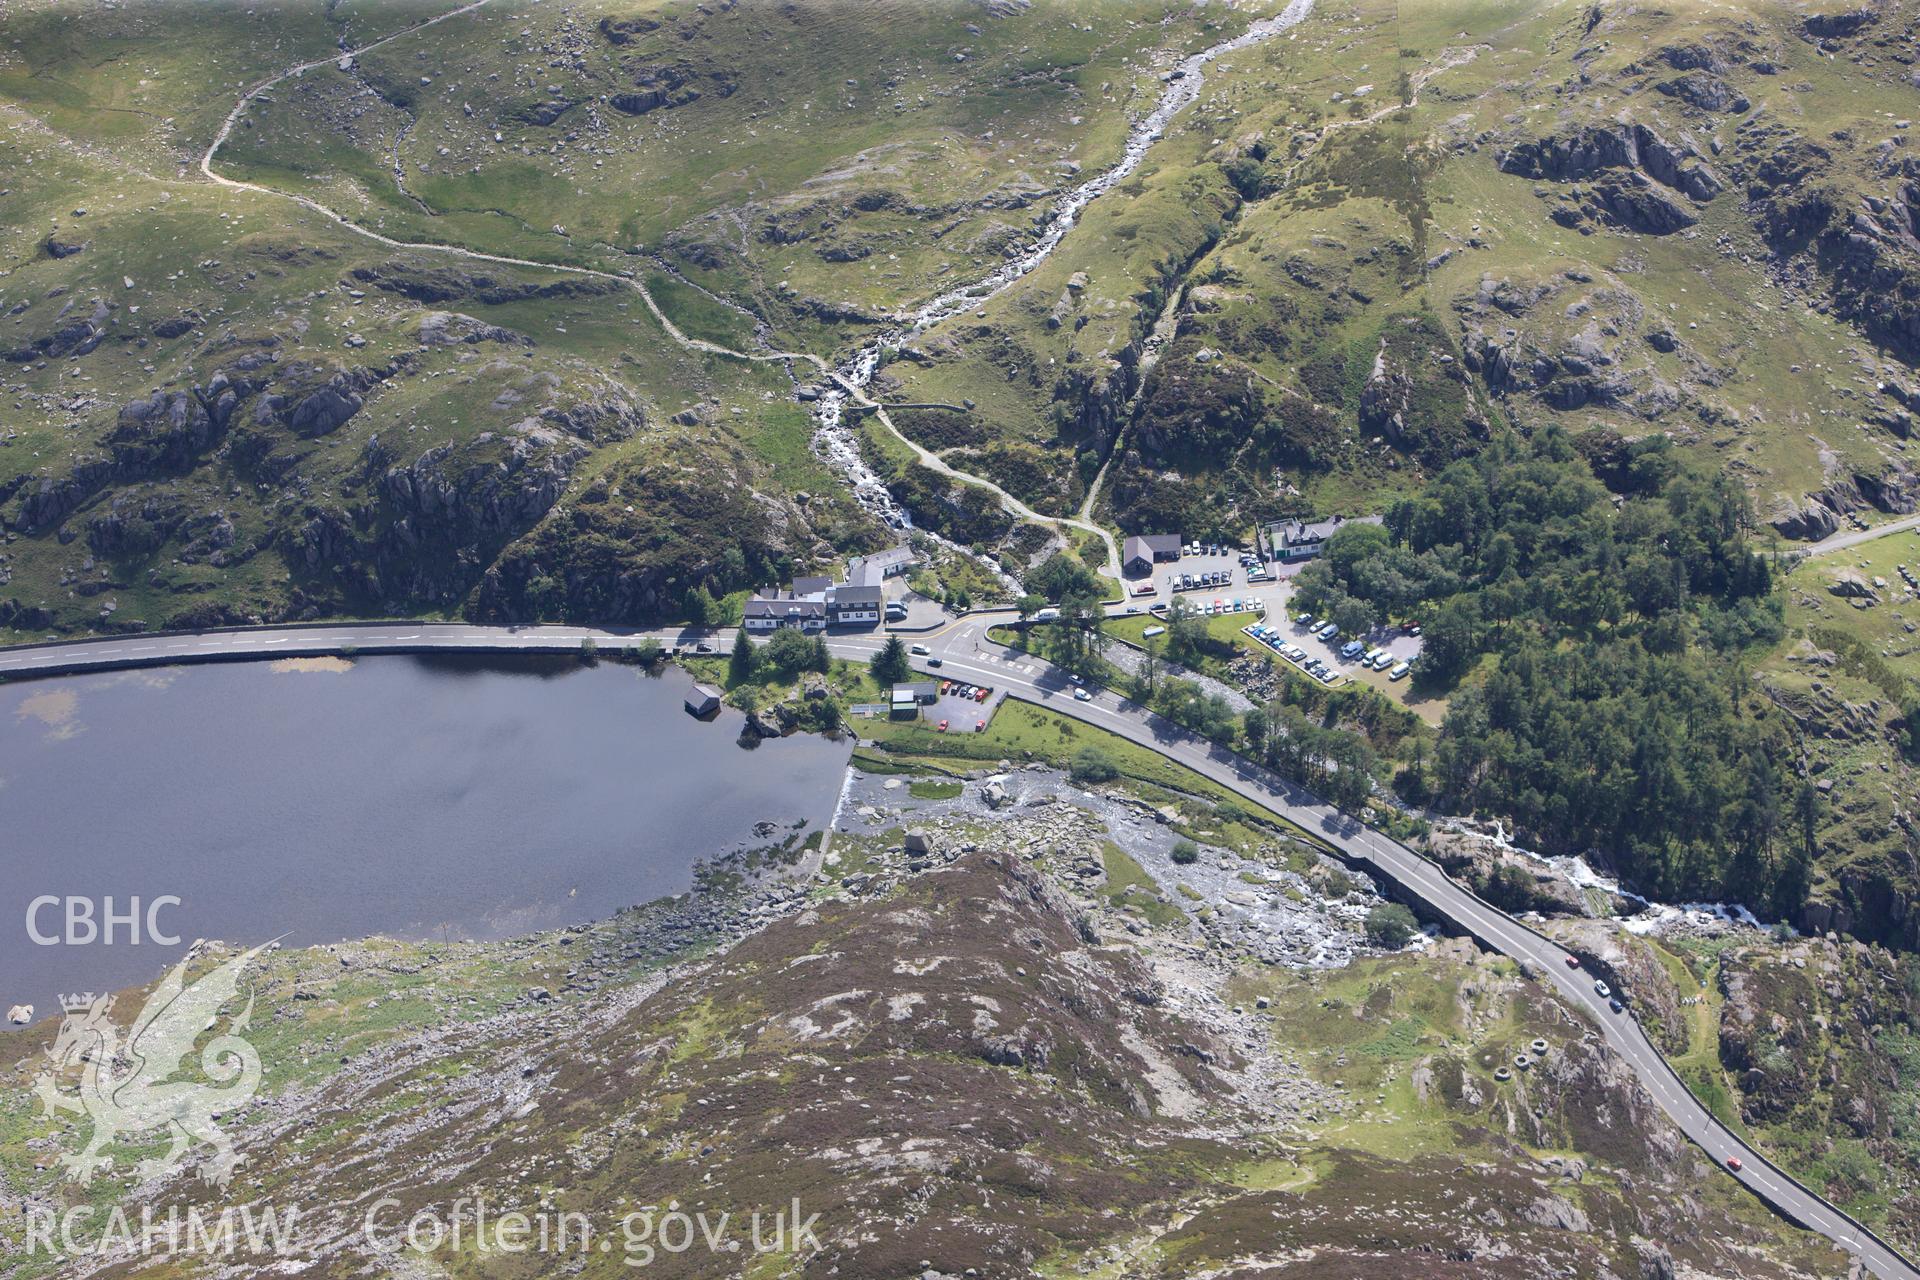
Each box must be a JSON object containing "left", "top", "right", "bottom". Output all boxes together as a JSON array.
[
  {"left": 910, "top": 643, "right": 930, "bottom": 656},
  {"left": 1389, "top": 661, "right": 1411, "bottom": 680}
]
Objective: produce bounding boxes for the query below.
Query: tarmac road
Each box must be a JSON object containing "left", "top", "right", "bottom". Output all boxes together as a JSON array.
[{"left": 1, "top": 616, "right": 1912, "bottom": 1278}]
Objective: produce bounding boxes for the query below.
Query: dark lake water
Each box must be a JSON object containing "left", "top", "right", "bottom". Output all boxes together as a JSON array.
[{"left": 0, "top": 655, "right": 850, "bottom": 1022}]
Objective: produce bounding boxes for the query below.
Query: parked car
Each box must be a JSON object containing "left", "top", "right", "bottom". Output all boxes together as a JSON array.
[
  {"left": 975, "top": 720, "right": 986, "bottom": 732},
  {"left": 938, "top": 719, "right": 949, "bottom": 732},
  {"left": 1297, "top": 612, "right": 1314, "bottom": 625},
  {"left": 1389, "top": 661, "right": 1411, "bottom": 680},
  {"left": 1317, "top": 623, "right": 1339, "bottom": 641},
  {"left": 975, "top": 688, "right": 988, "bottom": 702}
]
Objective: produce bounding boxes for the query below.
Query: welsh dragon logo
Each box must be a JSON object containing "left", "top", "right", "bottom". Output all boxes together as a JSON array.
[{"left": 33, "top": 943, "right": 267, "bottom": 1188}]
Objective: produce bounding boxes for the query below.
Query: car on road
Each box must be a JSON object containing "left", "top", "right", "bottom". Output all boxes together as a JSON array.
[
  {"left": 1565, "top": 955, "right": 1581, "bottom": 969},
  {"left": 927, "top": 657, "right": 943, "bottom": 668},
  {"left": 910, "top": 643, "right": 930, "bottom": 655},
  {"left": 1074, "top": 688, "right": 1091, "bottom": 701},
  {"left": 1610, "top": 998, "right": 1624, "bottom": 1013},
  {"left": 1726, "top": 1156, "right": 1743, "bottom": 1173},
  {"left": 694, "top": 642, "right": 714, "bottom": 654},
  {"left": 1594, "top": 980, "right": 1611, "bottom": 997}
]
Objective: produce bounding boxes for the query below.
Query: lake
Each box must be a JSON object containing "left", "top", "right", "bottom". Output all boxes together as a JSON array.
[{"left": 0, "top": 655, "right": 850, "bottom": 1021}]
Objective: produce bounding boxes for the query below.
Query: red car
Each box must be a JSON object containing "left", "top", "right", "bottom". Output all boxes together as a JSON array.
[
  {"left": 975, "top": 720, "right": 986, "bottom": 733},
  {"left": 937, "top": 719, "right": 949, "bottom": 733},
  {"left": 1565, "top": 955, "right": 1581, "bottom": 969},
  {"left": 1726, "top": 1156, "right": 1743, "bottom": 1173},
  {"left": 974, "top": 687, "right": 989, "bottom": 702}
]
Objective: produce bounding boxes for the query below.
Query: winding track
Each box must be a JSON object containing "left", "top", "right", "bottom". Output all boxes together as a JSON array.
[
  {"left": 33, "top": 5, "right": 1913, "bottom": 1272},
  {"left": 193, "top": 0, "right": 1148, "bottom": 577},
  {"left": 1, "top": 616, "right": 1917, "bottom": 1279}
]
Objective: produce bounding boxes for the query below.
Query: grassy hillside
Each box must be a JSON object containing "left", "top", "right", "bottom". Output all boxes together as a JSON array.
[{"left": 0, "top": 0, "right": 1277, "bottom": 637}]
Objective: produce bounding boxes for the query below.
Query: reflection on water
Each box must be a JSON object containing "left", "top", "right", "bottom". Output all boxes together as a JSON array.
[{"left": 0, "top": 656, "right": 848, "bottom": 1020}]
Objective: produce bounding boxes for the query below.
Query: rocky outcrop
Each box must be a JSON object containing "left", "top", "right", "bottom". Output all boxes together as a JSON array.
[
  {"left": 416, "top": 311, "right": 530, "bottom": 349},
  {"left": 348, "top": 263, "right": 622, "bottom": 307},
  {"left": 596, "top": 14, "right": 661, "bottom": 44},
  {"left": 1503, "top": 123, "right": 1724, "bottom": 236},
  {"left": 4, "top": 296, "right": 108, "bottom": 363},
  {"left": 475, "top": 450, "right": 806, "bottom": 624},
  {"left": 247, "top": 363, "right": 376, "bottom": 439},
  {"left": 1801, "top": 9, "right": 1878, "bottom": 41},
  {"left": 609, "top": 61, "right": 735, "bottom": 116},
  {"left": 1769, "top": 461, "right": 1920, "bottom": 540},
  {"left": 1501, "top": 123, "right": 1724, "bottom": 202},
  {"left": 1655, "top": 71, "right": 1747, "bottom": 114}
]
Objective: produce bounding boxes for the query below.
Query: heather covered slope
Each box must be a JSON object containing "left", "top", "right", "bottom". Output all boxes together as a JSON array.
[{"left": 0, "top": 790, "right": 1857, "bottom": 1278}]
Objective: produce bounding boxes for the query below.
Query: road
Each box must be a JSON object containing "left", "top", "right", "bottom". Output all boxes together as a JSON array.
[
  {"left": 1803, "top": 512, "right": 1920, "bottom": 557},
  {"left": 0, "top": 618, "right": 1913, "bottom": 1278}
]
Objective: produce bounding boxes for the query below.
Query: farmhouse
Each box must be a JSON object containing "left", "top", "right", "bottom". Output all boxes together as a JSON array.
[{"left": 1263, "top": 514, "right": 1382, "bottom": 562}]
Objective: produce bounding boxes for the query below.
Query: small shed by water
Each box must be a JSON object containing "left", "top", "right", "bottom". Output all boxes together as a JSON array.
[{"left": 685, "top": 683, "right": 723, "bottom": 718}]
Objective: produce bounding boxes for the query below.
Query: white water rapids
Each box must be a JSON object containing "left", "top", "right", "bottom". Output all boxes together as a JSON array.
[{"left": 808, "top": 0, "right": 1317, "bottom": 539}]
